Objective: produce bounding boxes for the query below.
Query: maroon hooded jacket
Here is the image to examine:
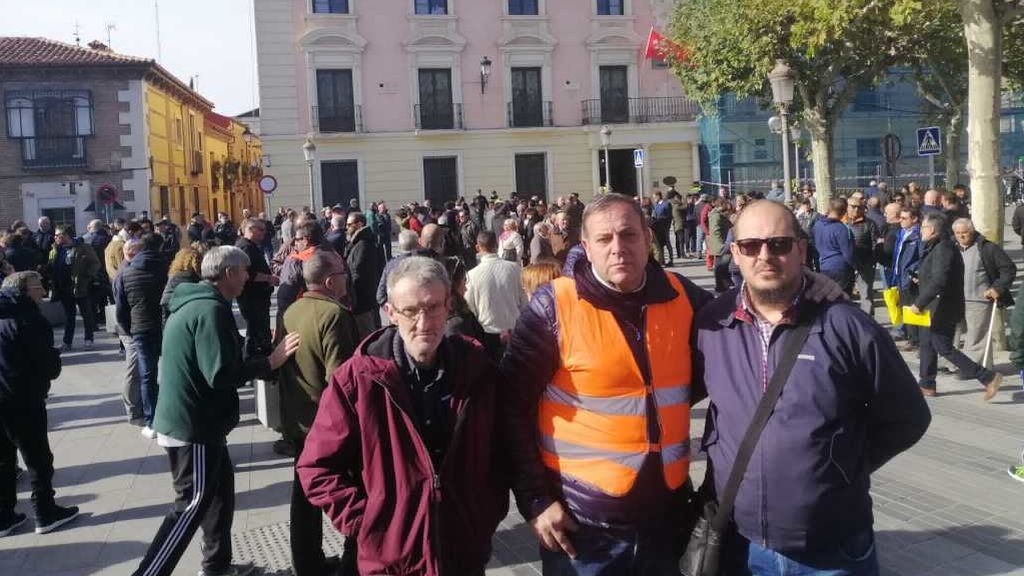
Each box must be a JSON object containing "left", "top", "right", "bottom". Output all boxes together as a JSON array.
[{"left": 297, "top": 326, "right": 509, "bottom": 575}]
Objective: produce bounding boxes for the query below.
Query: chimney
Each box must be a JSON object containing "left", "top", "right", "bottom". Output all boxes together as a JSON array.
[{"left": 87, "top": 40, "right": 111, "bottom": 52}]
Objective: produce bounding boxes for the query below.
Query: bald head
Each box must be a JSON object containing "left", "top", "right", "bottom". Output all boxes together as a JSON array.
[
  {"left": 733, "top": 200, "right": 801, "bottom": 240},
  {"left": 419, "top": 223, "right": 445, "bottom": 252},
  {"left": 923, "top": 189, "right": 941, "bottom": 207}
]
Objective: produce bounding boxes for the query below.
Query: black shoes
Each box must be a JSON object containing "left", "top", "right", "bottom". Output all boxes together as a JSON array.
[
  {"left": 0, "top": 511, "right": 27, "bottom": 537},
  {"left": 34, "top": 504, "right": 80, "bottom": 534}
]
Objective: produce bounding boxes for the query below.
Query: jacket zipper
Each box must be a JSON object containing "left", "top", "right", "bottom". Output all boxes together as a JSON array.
[{"left": 376, "top": 378, "right": 471, "bottom": 575}]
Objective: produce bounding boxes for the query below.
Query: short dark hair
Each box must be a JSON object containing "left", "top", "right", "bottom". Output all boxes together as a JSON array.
[
  {"left": 828, "top": 198, "right": 847, "bottom": 216},
  {"left": 140, "top": 233, "right": 163, "bottom": 251},
  {"left": 476, "top": 230, "right": 498, "bottom": 252},
  {"left": 943, "top": 191, "right": 960, "bottom": 205},
  {"left": 347, "top": 212, "right": 367, "bottom": 226},
  {"left": 900, "top": 206, "right": 921, "bottom": 220},
  {"left": 295, "top": 221, "right": 323, "bottom": 245}
]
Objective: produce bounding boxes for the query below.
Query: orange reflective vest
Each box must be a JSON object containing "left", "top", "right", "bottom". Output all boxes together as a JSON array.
[{"left": 539, "top": 272, "right": 693, "bottom": 497}]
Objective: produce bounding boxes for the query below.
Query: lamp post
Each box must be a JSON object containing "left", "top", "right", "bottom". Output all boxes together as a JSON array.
[
  {"left": 480, "top": 56, "right": 492, "bottom": 94},
  {"left": 302, "top": 138, "right": 317, "bottom": 211},
  {"left": 600, "top": 125, "right": 612, "bottom": 193},
  {"left": 768, "top": 59, "right": 796, "bottom": 203},
  {"left": 790, "top": 125, "right": 802, "bottom": 188}
]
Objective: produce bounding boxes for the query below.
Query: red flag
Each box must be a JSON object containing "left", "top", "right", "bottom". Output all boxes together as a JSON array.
[{"left": 643, "top": 27, "right": 690, "bottom": 64}]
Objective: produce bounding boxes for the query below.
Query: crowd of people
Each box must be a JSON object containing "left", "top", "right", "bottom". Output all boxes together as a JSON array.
[{"left": 0, "top": 177, "right": 1021, "bottom": 576}]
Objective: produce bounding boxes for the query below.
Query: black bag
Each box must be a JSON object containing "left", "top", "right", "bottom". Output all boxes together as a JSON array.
[{"left": 680, "top": 313, "right": 814, "bottom": 576}]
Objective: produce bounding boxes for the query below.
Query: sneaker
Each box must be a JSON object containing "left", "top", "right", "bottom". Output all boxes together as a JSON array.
[
  {"left": 984, "top": 372, "right": 1003, "bottom": 402},
  {"left": 197, "top": 562, "right": 256, "bottom": 576},
  {"left": 129, "top": 417, "right": 146, "bottom": 428},
  {"left": 1009, "top": 465, "right": 1024, "bottom": 484},
  {"left": 140, "top": 426, "right": 157, "bottom": 440},
  {"left": 83, "top": 340, "right": 94, "bottom": 350},
  {"left": 0, "top": 512, "right": 27, "bottom": 537},
  {"left": 35, "top": 505, "right": 79, "bottom": 534}
]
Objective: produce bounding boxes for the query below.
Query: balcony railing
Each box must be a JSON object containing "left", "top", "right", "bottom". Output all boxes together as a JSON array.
[
  {"left": 508, "top": 101, "right": 553, "bottom": 128},
  {"left": 581, "top": 97, "right": 700, "bottom": 125},
  {"left": 415, "top": 103, "right": 463, "bottom": 130},
  {"left": 313, "top": 105, "right": 363, "bottom": 133},
  {"left": 19, "top": 137, "right": 87, "bottom": 169}
]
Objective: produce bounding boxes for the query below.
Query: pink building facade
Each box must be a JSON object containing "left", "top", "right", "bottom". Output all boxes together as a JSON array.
[{"left": 255, "top": 0, "right": 701, "bottom": 209}]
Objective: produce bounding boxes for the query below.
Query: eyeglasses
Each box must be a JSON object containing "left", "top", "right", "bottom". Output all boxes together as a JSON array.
[
  {"left": 392, "top": 300, "right": 448, "bottom": 322},
  {"left": 734, "top": 236, "right": 797, "bottom": 257}
]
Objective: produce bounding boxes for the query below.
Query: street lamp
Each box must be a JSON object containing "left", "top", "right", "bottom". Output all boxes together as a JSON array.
[
  {"left": 302, "top": 137, "right": 317, "bottom": 210},
  {"left": 242, "top": 126, "right": 254, "bottom": 144},
  {"left": 768, "top": 59, "right": 796, "bottom": 202},
  {"left": 790, "top": 125, "right": 802, "bottom": 187},
  {"left": 600, "top": 125, "right": 612, "bottom": 193},
  {"left": 480, "top": 56, "right": 492, "bottom": 94}
]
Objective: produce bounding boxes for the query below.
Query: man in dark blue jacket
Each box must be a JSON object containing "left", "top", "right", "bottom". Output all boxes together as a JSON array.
[
  {"left": 892, "top": 206, "right": 923, "bottom": 347},
  {"left": 114, "top": 233, "right": 168, "bottom": 438},
  {"left": 0, "top": 271, "right": 79, "bottom": 536},
  {"left": 812, "top": 198, "right": 854, "bottom": 293},
  {"left": 698, "top": 200, "right": 930, "bottom": 575}
]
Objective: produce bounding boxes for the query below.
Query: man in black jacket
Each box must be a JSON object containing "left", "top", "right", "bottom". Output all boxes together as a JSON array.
[
  {"left": 847, "top": 196, "right": 880, "bottom": 315},
  {"left": 951, "top": 218, "right": 1016, "bottom": 369},
  {"left": 0, "top": 271, "right": 79, "bottom": 536},
  {"left": 344, "top": 212, "right": 382, "bottom": 338},
  {"left": 910, "top": 213, "right": 1002, "bottom": 399},
  {"left": 235, "top": 219, "right": 276, "bottom": 357},
  {"left": 213, "top": 213, "right": 238, "bottom": 247},
  {"left": 114, "top": 233, "right": 169, "bottom": 438}
]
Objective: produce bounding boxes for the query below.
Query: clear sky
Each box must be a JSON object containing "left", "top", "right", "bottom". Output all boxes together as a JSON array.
[{"left": 0, "top": 0, "right": 259, "bottom": 116}]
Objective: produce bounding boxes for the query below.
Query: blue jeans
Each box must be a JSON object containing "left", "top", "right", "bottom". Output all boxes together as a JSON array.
[
  {"left": 725, "top": 528, "right": 879, "bottom": 576},
  {"left": 133, "top": 332, "right": 161, "bottom": 426},
  {"left": 539, "top": 521, "right": 679, "bottom": 576}
]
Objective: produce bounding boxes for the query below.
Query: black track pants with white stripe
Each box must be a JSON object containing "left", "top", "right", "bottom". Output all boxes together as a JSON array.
[{"left": 133, "top": 443, "right": 235, "bottom": 576}]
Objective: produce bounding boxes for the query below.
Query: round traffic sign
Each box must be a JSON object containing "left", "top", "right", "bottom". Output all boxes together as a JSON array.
[{"left": 258, "top": 175, "right": 278, "bottom": 194}]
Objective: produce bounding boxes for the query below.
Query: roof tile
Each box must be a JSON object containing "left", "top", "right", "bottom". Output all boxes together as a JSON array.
[{"left": 0, "top": 37, "right": 153, "bottom": 67}]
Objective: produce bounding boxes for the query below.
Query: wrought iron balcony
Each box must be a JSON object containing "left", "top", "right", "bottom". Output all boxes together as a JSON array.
[
  {"left": 313, "top": 105, "right": 363, "bottom": 133},
  {"left": 581, "top": 97, "right": 700, "bottom": 125},
  {"left": 19, "top": 137, "right": 87, "bottom": 170},
  {"left": 415, "top": 103, "right": 463, "bottom": 130},
  {"left": 507, "top": 101, "right": 553, "bottom": 128}
]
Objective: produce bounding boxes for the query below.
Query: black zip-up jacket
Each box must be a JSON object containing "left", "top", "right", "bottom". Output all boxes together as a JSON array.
[
  {"left": 114, "top": 249, "right": 169, "bottom": 335},
  {"left": 0, "top": 289, "right": 61, "bottom": 405},
  {"left": 914, "top": 236, "right": 964, "bottom": 330},
  {"left": 500, "top": 257, "right": 714, "bottom": 527}
]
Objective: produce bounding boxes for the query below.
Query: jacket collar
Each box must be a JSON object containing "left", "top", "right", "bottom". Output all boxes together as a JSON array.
[{"left": 571, "top": 256, "right": 678, "bottom": 311}]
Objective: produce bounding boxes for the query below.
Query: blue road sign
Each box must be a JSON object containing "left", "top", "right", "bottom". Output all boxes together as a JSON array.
[
  {"left": 634, "top": 148, "right": 645, "bottom": 168},
  {"left": 917, "top": 126, "right": 942, "bottom": 156}
]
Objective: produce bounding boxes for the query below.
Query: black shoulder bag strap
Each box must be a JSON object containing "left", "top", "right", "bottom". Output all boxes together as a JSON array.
[{"left": 711, "top": 313, "right": 815, "bottom": 533}]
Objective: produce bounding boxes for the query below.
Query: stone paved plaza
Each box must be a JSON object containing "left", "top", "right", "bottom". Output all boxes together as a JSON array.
[{"left": 2, "top": 229, "right": 1024, "bottom": 576}]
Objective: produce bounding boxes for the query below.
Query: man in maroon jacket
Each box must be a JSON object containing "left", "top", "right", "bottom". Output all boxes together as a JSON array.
[{"left": 297, "top": 256, "right": 508, "bottom": 576}]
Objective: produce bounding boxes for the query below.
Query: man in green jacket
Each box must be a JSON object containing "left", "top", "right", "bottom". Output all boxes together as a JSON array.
[
  {"left": 48, "top": 226, "right": 100, "bottom": 351},
  {"left": 132, "top": 246, "right": 299, "bottom": 576},
  {"left": 280, "top": 250, "right": 360, "bottom": 576}
]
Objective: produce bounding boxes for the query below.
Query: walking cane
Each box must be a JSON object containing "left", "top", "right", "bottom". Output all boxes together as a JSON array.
[{"left": 981, "top": 301, "right": 999, "bottom": 368}]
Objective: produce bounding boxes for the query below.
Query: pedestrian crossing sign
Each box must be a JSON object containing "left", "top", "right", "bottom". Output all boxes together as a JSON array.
[{"left": 917, "top": 126, "right": 942, "bottom": 156}]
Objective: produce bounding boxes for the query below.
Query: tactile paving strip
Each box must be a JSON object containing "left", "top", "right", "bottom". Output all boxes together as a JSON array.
[{"left": 231, "top": 519, "right": 347, "bottom": 575}]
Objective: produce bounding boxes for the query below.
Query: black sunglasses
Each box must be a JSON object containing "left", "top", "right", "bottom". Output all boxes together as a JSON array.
[{"left": 734, "top": 236, "right": 797, "bottom": 257}]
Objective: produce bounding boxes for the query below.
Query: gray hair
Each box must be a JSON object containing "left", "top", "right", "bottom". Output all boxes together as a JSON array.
[
  {"left": 331, "top": 214, "right": 345, "bottom": 230},
  {"left": 2, "top": 271, "right": 42, "bottom": 295},
  {"left": 398, "top": 229, "right": 419, "bottom": 253},
  {"left": 582, "top": 193, "right": 644, "bottom": 236},
  {"left": 952, "top": 217, "right": 975, "bottom": 233},
  {"left": 303, "top": 250, "right": 344, "bottom": 286},
  {"left": 201, "top": 246, "right": 250, "bottom": 281},
  {"left": 534, "top": 221, "right": 551, "bottom": 236},
  {"left": 385, "top": 256, "right": 450, "bottom": 302},
  {"left": 921, "top": 212, "right": 947, "bottom": 232},
  {"left": 123, "top": 238, "right": 144, "bottom": 258},
  {"left": 88, "top": 219, "right": 104, "bottom": 232}
]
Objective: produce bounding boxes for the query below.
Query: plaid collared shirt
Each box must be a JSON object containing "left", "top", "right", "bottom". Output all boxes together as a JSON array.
[{"left": 734, "top": 280, "right": 805, "bottom": 392}]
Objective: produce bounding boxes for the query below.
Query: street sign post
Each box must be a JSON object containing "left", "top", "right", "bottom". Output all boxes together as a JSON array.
[
  {"left": 633, "top": 149, "right": 645, "bottom": 201},
  {"left": 882, "top": 134, "right": 902, "bottom": 183},
  {"left": 258, "top": 175, "right": 278, "bottom": 215},
  {"left": 917, "top": 127, "right": 942, "bottom": 188}
]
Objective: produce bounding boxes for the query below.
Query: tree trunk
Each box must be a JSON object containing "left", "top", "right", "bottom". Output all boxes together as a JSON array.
[
  {"left": 944, "top": 107, "right": 964, "bottom": 188},
  {"left": 804, "top": 108, "right": 835, "bottom": 214},
  {"left": 960, "top": 0, "right": 1004, "bottom": 241}
]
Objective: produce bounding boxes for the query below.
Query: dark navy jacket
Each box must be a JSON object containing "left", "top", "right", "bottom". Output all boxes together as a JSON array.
[
  {"left": 892, "top": 226, "right": 922, "bottom": 293},
  {"left": 696, "top": 290, "right": 930, "bottom": 553},
  {"left": 0, "top": 289, "right": 61, "bottom": 405},
  {"left": 812, "top": 218, "right": 854, "bottom": 274}
]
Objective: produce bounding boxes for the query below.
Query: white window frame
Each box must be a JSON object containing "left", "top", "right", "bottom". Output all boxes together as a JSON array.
[
  {"left": 410, "top": 58, "right": 463, "bottom": 128},
  {"left": 511, "top": 150, "right": 552, "bottom": 200},
  {"left": 590, "top": 58, "right": 638, "bottom": 103},
  {"left": 504, "top": 0, "right": 545, "bottom": 16},
  {"left": 309, "top": 0, "right": 354, "bottom": 15},
  {"left": 303, "top": 32, "right": 366, "bottom": 135},
  {"left": 594, "top": 0, "right": 630, "bottom": 17},
  {"left": 504, "top": 54, "right": 553, "bottom": 128},
  {"left": 410, "top": 0, "right": 454, "bottom": 16},
  {"left": 316, "top": 155, "right": 365, "bottom": 209}
]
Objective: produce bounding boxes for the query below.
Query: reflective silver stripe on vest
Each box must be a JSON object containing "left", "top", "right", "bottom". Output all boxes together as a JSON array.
[
  {"left": 652, "top": 385, "right": 690, "bottom": 408},
  {"left": 544, "top": 386, "right": 645, "bottom": 415},
  {"left": 661, "top": 441, "right": 691, "bottom": 465},
  {"left": 539, "top": 435, "right": 647, "bottom": 471}
]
